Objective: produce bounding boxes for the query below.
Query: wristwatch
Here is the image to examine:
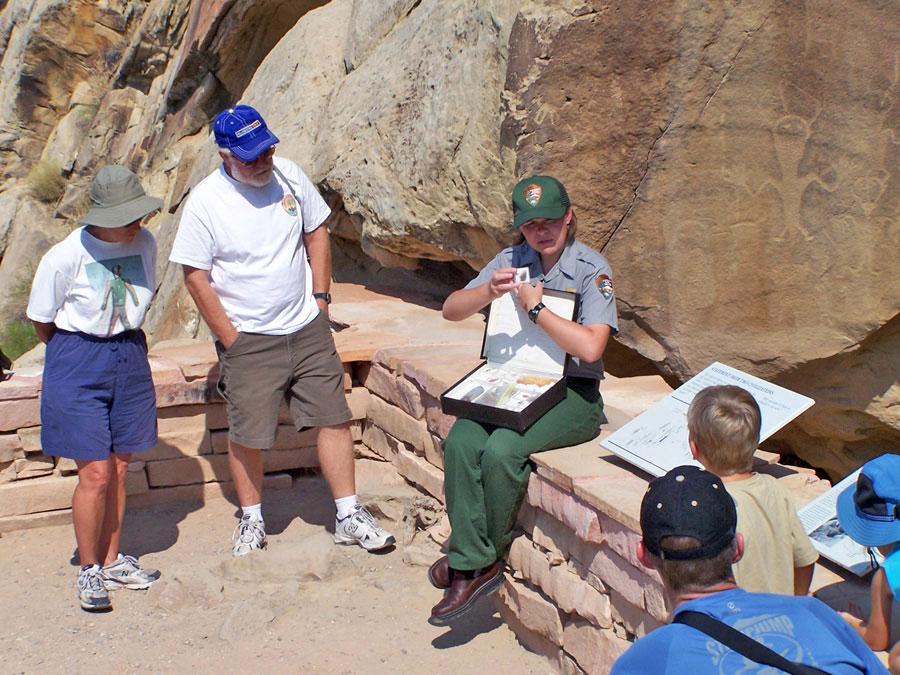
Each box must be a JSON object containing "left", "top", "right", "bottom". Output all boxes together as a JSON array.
[
  {"left": 527, "top": 302, "right": 546, "bottom": 323},
  {"left": 313, "top": 292, "right": 332, "bottom": 304}
]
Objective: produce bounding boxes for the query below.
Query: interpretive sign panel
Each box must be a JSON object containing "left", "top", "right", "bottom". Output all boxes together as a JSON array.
[{"left": 600, "top": 362, "right": 814, "bottom": 477}]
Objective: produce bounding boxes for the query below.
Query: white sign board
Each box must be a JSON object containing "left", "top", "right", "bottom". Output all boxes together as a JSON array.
[
  {"left": 600, "top": 362, "right": 815, "bottom": 477},
  {"left": 798, "top": 469, "right": 884, "bottom": 576}
]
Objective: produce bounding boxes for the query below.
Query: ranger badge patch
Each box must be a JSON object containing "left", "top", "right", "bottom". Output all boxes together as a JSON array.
[
  {"left": 596, "top": 274, "right": 613, "bottom": 299},
  {"left": 524, "top": 183, "right": 542, "bottom": 206}
]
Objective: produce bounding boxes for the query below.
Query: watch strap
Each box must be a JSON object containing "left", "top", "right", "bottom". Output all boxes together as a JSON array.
[
  {"left": 313, "top": 292, "right": 332, "bottom": 304},
  {"left": 528, "top": 302, "right": 546, "bottom": 323}
]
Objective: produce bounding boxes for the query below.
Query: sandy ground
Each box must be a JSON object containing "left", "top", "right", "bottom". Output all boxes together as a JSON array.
[{"left": 0, "top": 476, "right": 552, "bottom": 674}]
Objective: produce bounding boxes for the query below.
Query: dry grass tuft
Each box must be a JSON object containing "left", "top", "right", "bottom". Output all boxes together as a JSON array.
[{"left": 26, "top": 159, "right": 66, "bottom": 203}]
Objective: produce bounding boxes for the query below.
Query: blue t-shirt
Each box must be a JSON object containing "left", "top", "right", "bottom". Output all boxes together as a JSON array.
[
  {"left": 611, "top": 588, "right": 887, "bottom": 674},
  {"left": 881, "top": 547, "right": 900, "bottom": 600}
]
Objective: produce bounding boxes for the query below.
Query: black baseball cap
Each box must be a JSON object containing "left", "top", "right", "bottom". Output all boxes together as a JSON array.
[{"left": 641, "top": 465, "right": 737, "bottom": 561}]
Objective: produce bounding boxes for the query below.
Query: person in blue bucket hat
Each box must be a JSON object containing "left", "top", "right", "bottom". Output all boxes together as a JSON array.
[{"left": 837, "top": 454, "right": 900, "bottom": 673}]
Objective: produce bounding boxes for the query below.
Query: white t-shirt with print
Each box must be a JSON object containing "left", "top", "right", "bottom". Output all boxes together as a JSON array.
[
  {"left": 26, "top": 227, "right": 157, "bottom": 337},
  {"left": 169, "top": 157, "right": 330, "bottom": 336}
]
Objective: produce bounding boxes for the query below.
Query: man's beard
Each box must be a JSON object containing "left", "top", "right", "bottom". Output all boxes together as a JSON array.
[{"left": 240, "top": 167, "right": 274, "bottom": 188}]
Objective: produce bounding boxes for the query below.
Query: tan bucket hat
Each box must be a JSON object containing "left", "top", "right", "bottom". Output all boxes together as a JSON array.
[{"left": 81, "top": 165, "right": 163, "bottom": 228}]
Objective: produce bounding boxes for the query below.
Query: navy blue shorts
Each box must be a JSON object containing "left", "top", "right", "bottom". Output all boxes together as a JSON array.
[{"left": 40, "top": 329, "right": 157, "bottom": 461}]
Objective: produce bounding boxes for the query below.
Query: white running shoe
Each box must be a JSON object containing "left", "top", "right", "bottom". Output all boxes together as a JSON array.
[
  {"left": 101, "top": 554, "right": 161, "bottom": 590},
  {"left": 334, "top": 505, "right": 396, "bottom": 552},
  {"left": 232, "top": 515, "right": 267, "bottom": 556},
  {"left": 77, "top": 565, "right": 111, "bottom": 612}
]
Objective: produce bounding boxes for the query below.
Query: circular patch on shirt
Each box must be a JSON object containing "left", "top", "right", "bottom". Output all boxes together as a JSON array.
[
  {"left": 595, "top": 273, "right": 613, "bottom": 299},
  {"left": 524, "top": 183, "right": 542, "bottom": 206},
  {"left": 281, "top": 194, "right": 298, "bottom": 216}
]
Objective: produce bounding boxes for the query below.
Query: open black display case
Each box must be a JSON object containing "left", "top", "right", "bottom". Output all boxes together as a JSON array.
[{"left": 441, "top": 288, "right": 579, "bottom": 433}]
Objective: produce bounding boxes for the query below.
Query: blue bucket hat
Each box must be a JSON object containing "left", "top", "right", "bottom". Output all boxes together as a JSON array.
[
  {"left": 836, "top": 454, "right": 900, "bottom": 547},
  {"left": 213, "top": 104, "right": 279, "bottom": 162}
]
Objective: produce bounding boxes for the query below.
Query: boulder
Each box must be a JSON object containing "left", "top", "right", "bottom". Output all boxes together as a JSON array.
[{"left": 0, "top": 0, "right": 895, "bottom": 476}]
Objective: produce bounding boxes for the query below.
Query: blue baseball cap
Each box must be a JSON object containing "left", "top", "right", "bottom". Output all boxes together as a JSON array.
[
  {"left": 213, "top": 104, "right": 279, "bottom": 162},
  {"left": 837, "top": 454, "right": 900, "bottom": 547}
]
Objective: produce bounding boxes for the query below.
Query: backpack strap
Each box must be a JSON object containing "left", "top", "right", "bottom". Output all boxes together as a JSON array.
[{"left": 673, "top": 610, "right": 830, "bottom": 675}]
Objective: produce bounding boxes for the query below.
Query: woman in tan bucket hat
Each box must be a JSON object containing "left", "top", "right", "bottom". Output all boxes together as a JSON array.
[{"left": 26, "top": 165, "right": 163, "bottom": 612}]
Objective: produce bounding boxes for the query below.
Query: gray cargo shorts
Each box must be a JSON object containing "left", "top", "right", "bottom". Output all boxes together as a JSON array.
[{"left": 215, "top": 312, "right": 352, "bottom": 449}]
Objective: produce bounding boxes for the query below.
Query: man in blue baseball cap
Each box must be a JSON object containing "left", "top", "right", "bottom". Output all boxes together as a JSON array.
[{"left": 170, "top": 104, "right": 394, "bottom": 557}]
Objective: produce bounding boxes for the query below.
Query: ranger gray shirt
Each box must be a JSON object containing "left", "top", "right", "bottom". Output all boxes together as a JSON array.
[{"left": 465, "top": 240, "right": 618, "bottom": 380}]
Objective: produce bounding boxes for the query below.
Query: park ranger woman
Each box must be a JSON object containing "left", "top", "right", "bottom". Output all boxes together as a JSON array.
[{"left": 430, "top": 175, "right": 619, "bottom": 624}]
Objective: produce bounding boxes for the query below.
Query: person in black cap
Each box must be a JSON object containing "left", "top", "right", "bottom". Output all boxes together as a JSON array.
[
  {"left": 26, "top": 165, "right": 162, "bottom": 612},
  {"left": 170, "top": 104, "right": 394, "bottom": 557},
  {"left": 611, "top": 465, "right": 887, "bottom": 674},
  {"left": 837, "top": 454, "right": 900, "bottom": 673}
]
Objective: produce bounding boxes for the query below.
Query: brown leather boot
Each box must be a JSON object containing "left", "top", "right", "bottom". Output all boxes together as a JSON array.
[
  {"left": 427, "top": 555, "right": 450, "bottom": 589},
  {"left": 428, "top": 560, "right": 504, "bottom": 626}
]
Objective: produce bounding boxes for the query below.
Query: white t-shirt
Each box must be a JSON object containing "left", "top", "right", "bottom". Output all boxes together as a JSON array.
[
  {"left": 169, "top": 157, "right": 331, "bottom": 336},
  {"left": 26, "top": 227, "right": 157, "bottom": 337}
]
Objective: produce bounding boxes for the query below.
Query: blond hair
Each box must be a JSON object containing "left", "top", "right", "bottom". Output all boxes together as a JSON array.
[
  {"left": 687, "top": 385, "right": 761, "bottom": 475},
  {"left": 566, "top": 209, "right": 577, "bottom": 243}
]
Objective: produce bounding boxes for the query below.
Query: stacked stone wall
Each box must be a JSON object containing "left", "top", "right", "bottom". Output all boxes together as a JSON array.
[
  {"left": 356, "top": 342, "right": 842, "bottom": 674},
  {"left": 0, "top": 347, "right": 366, "bottom": 533},
  {"left": 357, "top": 344, "right": 674, "bottom": 672},
  {"left": 0, "top": 294, "right": 846, "bottom": 672}
]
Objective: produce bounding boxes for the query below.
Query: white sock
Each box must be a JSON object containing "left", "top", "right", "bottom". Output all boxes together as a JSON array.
[
  {"left": 335, "top": 495, "right": 359, "bottom": 520},
  {"left": 242, "top": 504, "right": 263, "bottom": 522}
]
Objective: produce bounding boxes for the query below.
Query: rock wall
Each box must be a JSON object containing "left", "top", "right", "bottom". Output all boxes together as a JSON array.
[{"left": 0, "top": 0, "right": 896, "bottom": 477}]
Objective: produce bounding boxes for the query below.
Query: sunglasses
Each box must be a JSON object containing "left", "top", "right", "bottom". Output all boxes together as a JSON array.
[{"left": 234, "top": 145, "right": 276, "bottom": 166}]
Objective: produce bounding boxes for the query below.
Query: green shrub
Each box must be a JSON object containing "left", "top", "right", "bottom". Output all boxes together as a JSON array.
[
  {"left": 72, "top": 103, "right": 98, "bottom": 119},
  {"left": 26, "top": 159, "right": 66, "bottom": 203},
  {"left": 0, "top": 320, "right": 38, "bottom": 362}
]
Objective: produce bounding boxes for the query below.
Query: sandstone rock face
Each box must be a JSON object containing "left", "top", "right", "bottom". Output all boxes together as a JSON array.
[
  {"left": 241, "top": 0, "right": 519, "bottom": 270},
  {"left": 0, "top": 0, "right": 896, "bottom": 476},
  {"left": 494, "top": 1, "right": 900, "bottom": 475}
]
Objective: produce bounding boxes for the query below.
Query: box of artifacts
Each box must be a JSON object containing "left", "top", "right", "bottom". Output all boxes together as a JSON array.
[{"left": 441, "top": 285, "right": 579, "bottom": 432}]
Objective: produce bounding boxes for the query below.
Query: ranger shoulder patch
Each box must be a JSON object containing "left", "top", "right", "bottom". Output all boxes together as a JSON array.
[{"left": 595, "top": 273, "right": 613, "bottom": 299}]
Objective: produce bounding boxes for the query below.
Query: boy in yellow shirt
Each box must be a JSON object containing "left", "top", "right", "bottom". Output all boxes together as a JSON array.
[{"left": 688, "top": 385, "right": 818, "bottom": 595}]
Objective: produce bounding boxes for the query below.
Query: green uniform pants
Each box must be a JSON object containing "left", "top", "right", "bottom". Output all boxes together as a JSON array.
[{"left": 443, "top": 379, "right": 605, "bottom": 571}]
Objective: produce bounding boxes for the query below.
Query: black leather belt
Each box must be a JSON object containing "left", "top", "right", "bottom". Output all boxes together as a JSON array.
[{"left": 567, "top": 376, "right": 601, "bottom": 392}]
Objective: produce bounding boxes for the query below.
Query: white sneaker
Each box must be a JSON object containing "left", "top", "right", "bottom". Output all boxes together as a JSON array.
[
  {"left": 334, "top": 505, "right": 395, "bottom": 552},
  {"left": 232, "top": 515, "right": 267, "bottom": 556},
  {"left": 101, "top": 554, "right": 161, "bottom": 590},
  {"left": 77, "top": 565, "right": 111, "bottom": 612}
]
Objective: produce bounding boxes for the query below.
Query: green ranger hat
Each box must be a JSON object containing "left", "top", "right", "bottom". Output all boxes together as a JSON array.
[{"left": 511, "top": 175, "right": 570, "bottom": 229}]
